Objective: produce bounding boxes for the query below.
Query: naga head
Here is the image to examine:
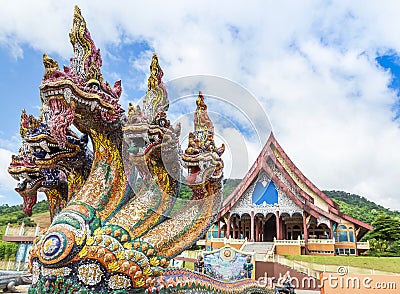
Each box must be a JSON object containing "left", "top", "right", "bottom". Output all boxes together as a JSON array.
[
  {"left": 182, "top": 92, "right": 225, "bottom": 191},
  {"left": 25, "top": 119, "right": 93, "bottom": 180},
  {"left": 8, "top": 149, "right": 42, "bottom": 217},
  {"left": 123, "top": 54, "right": 181, "bottom": 182},
  {"left": 26, "top": 122, "right": 80, "bottom": 167},
  {"left": 10, "top": 110, "right": 70, "bottom": 218},
  {"left": 9, "top": 112, "right": 45, "bottom": 216},
  {"left": 40, "top": 6, "right": 124, "bottom": 148}
]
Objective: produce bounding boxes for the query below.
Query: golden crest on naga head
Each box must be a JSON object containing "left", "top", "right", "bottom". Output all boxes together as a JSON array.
[{"left": 42, "top": 53, "right": 60, "bottom": 79}]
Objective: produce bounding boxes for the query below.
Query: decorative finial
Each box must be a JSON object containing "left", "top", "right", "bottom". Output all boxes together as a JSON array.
[
  {"left": 69, "top": 5, "right": 103, "bottom": 82},
  {"left": 147, "top": 53, "right": 164, "bottom": 92},
  {"left": 42, "top": 54, "right": 60, "bottom": 79},
  {"left": 20, "top": 110, "right": 40, "bottom": 138},
  {"left": 20, "top": 109, "right": 29, "bottom": 137},
  {"left": 142, "top": 53, "right": 169, "bottom": 122},
  {"left": 194, "top": 91, "right": 214, "bottom": 145}
]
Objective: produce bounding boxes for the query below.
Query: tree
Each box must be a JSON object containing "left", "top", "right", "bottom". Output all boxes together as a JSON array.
[{"left": 369, "top": 214, "right": 400, "bottom": 243}]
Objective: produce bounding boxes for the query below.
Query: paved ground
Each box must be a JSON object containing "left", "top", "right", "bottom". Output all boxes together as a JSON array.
[
  {"left": 15, "top": 285, "right": 320, "bottom": 293},
  {"left": 12, "top": 285, "right": 29, "bottom": 293}
]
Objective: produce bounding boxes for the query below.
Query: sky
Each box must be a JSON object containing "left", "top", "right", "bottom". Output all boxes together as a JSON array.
[{"left": 1, "top": 1, "right": 400, "bottom": 211}]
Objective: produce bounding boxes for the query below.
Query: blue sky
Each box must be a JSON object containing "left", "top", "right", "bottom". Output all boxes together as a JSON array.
[
  {"left": 376, "top": 54, "right": 400, "bottom": 119},
  {"left": 1, "top": 1, "right": 400, "bottom": 211}
]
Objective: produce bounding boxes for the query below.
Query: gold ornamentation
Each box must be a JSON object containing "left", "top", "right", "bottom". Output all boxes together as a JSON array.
[{"left": 77, "top": 263, "right": 103, "bottom": 286}]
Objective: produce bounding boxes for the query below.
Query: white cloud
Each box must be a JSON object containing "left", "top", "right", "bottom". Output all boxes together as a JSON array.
[
  {"left": 1, "top": 1, "right": 400, "bottom": 209},
  {"left": 0, "top": 147, "right": 18, "bottom": 192}
]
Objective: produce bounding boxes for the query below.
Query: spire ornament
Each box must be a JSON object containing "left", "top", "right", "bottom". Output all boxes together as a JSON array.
[
  {"left": 69, "top": 5, "right": 103, "bottom": 82},
  {"left": 142, "top": 54, "right": 168, "bottom": 122},
  {"left": 194, "top": 91, "right": 214, "bottom": 146},
  {"left": 42, "top": 54, "right": 60, "bottom": 80}
]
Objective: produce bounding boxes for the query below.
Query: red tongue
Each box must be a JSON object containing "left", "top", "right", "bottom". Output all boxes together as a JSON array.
[{"left": 49, "top": 98, "right": 75, "bottom": 148}]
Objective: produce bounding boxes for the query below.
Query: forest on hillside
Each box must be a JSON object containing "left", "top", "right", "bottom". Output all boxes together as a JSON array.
[{"left": 323, "top": 190, "right": 400, "bottom": 225}]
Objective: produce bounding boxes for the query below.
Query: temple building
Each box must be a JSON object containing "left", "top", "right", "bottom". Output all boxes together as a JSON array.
[{"left": 203, "top": 133, "right": 372, "bottom": 256}]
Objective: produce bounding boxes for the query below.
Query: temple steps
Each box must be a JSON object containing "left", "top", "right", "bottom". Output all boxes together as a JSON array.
[{"left": 241, "top": 242, "right": 275, "bottom": 261}]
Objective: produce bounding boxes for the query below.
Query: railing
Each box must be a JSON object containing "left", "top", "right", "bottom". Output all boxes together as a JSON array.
[
  {"left": 239, "top": 239, "right": 248, "bottom": 251},
  {"left": 225, "top": 238, "right": 247, "bottom": 245},
  {"left": 196, "top": 239, "right": 206, "bottom": 246},
  {"left": 274, "top": 255, "right": 321, "bottom": 280},
  {"left": 356, "top": 241, "right": 370, "bottom": 250},
  {"left": 209, "top": 237, "right": 225, "bottom": 242},
  {"left": 274, "top": 238, "right": 302, "bottom": 245},
  {"left": 4, "top": 223, "right": 41, "bottom": 237},
  {"left": 0, "top": 260, "right": 29, "bottom": 271},
  {"left": 274, "top": 238, "right": 335, "bottom": 245},
  {"left": 274, "top": 255, "right": 399, "bottom": 277},
  {"left": 264, "top": 243, "right": 276, "bottom": 262},
  {"left": 308, "top": 238, "right": 335, "bottom": 244}
]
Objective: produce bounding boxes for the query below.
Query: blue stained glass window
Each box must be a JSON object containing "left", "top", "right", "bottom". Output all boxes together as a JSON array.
[
  {"left": 338, "top": 231, "right": 348, "bottom": 242},
  {"left": 349, "top": 231, "right": 354, "bottom": 242},
  {"left": 252, "top": 180, "right": 278, "bottom": 205}
]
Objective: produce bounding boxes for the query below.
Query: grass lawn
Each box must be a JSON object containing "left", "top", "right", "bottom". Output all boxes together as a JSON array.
[{"left": 285, "top": 255, "right": 400, "bottom": 273}]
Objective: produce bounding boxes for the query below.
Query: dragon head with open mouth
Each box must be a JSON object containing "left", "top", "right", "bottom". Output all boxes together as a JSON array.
[
  {"left": 25, "top": 119, "right": 92, "bottom": 182},
  {"left": 123, "top": 54, "right": 181, "bottom": 185},
  {"left": 26, "top": 121, "right": 81, "bottom": 167},
  {"left": 9, "top": 110, "right": 70, "bottom": 218},
  {"left": 182, "top": 92, "right": 225, "bottom": 195},
  {"left": 39, "top": 7, "right": 124, "bottom": 149},
  {"left": 8, "top": 149, "right": 43, "bottom": 217}
]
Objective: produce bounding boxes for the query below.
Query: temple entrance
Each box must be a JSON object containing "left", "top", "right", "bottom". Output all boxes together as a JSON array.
[
  {"left": 263, "top": 213, "right": 276, "bottom": 242},
  {"left": 282, "top": 212, "right": 304, "bottom": 240}
]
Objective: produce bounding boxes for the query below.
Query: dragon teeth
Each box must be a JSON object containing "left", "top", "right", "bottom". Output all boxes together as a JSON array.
[
  {"left": 40, "top": 140, "right": 51, "bottom": 153},
  {"left": 143, "top": 133, "right": 150, "bottom": 143}
]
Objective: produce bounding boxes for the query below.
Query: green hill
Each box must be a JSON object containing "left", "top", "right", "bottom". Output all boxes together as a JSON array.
[{"left": 323, "top": 190, "right": 400, "bottom": 225}]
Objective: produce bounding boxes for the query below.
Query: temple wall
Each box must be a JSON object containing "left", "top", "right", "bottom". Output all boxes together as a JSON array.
[
  {"left": 308, "top": 243, "right": 335, "bottom": 252},
  {"left": 275, "top": 244, "right": 301, "bottom": 255}
]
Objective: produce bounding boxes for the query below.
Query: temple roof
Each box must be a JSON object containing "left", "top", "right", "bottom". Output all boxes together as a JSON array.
[{"left": 219, "top": 132, "right": 372, "bottom": 233}]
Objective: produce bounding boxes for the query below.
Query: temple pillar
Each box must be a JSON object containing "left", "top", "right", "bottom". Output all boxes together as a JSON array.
[
  {"left": 261, "top": 219, "right": 264, "bottom": 241},
  {"left": 226, "top": 215, "right": 231, "bottom": 239},
  {"left": 255, "top": 217, "right": 259, "bottom": 242},
  {"left": 280, "top": 217, "right": 285, "bottom": 239},
  {"left": 303, "top": 212, "right": 309, "bottom": 254},
  {"left": 250, "top": 211, "right": 255, "bottom": 242},
  {"left": 275, "top": 211, "right": 281, "bottom": 240},
  {"left": 217, "top": 220, "right": 221, "bottom": 238},
  {"left": 234, "top": 217, "right": 237, "bottom": 239},
  {"left": 262, "top": 220, "right": 265, "bottom": 242},
  {"left": 239, "top": 219, "right": 242, "bottom": 239},
  {"left": 241, "top": 220, "right": 244, "bottom": 240},
  {"left": 330, "top": 220, "right": 334, "bottom": 240}
]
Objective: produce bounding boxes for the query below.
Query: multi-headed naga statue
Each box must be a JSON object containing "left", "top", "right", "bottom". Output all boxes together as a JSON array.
[{"left": 9, "top": 6, "right": 270, "bottom": 294}]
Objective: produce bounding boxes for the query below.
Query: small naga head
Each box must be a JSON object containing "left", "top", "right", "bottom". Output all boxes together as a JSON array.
[
  {"left": 25, "top": 122, "right": 82, "bottom": 168},
  {"left": 123, "top": 54, "right": 181, "bottom": 179},
  {"left": 182, "top": 92, "right": 225, "bottom": 187},
  {"left": 8, "top": 147, "right": 43, "bottom": 217},
  {"left": 24, "top": 119, "right": 92, "bottom": 181},
  {"left": 39, "top": 6, "right": 124, "bottom": 148}
]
